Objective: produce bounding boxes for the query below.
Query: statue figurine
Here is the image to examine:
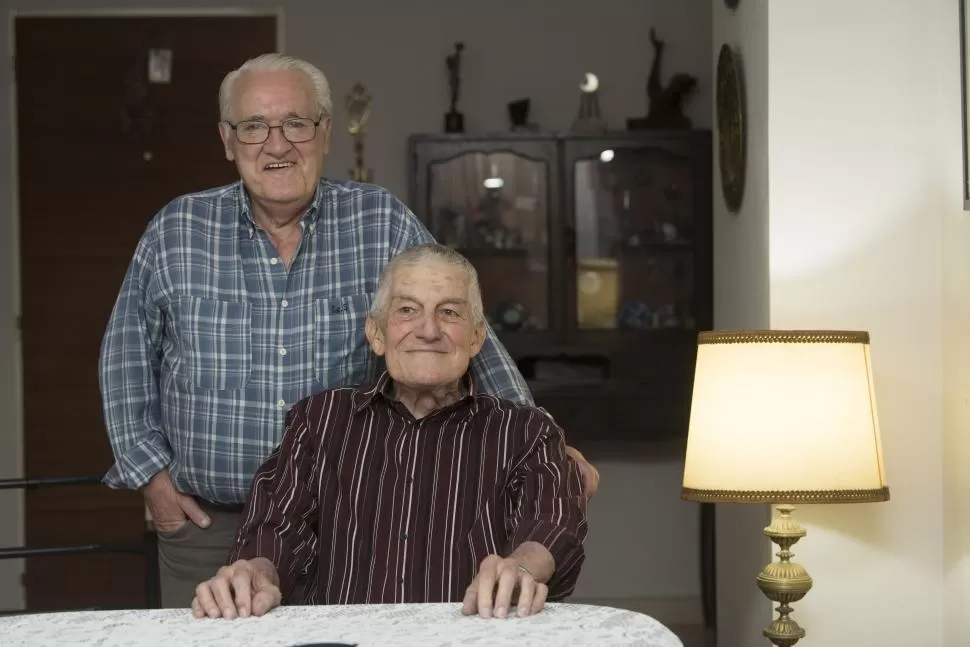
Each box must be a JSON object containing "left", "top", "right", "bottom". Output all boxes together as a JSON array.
[
  {"left": 444, "top": 42, "right": 465, "bottom": 133},
  {"left": 627, "top": 28, "right": 698, "bottom": 130},
  {"left": 345, "top": 82, "right": 372, "bottom": 182}
]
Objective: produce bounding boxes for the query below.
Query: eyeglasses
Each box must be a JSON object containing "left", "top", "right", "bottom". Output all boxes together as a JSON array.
[{"left": 223, "top": 117, "right": 323, "bottom": 144}]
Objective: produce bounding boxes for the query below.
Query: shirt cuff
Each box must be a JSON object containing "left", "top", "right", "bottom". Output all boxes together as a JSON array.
[
  {"left": 510, "top": 520, "right": 585, "bottom": 599},
  {"left": 102, "top": 432, "right": 172, "bottom": 489}
]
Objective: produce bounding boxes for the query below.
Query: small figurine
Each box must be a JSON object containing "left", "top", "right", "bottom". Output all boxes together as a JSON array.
[
  {"left": 627, "top": 28, "right": 698, "bottom": 130},
  {"left": 444, "top": 42, "right": 465, "bottom": 133}
]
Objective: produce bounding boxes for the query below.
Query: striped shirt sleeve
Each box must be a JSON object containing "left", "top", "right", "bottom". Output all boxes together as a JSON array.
[
  {"left": 507, "top": 411, "right": 589, "bottom": 599},
  {"left": 389, "top": 196, "right": 535, "bottom": 407},
  {"left": 229, "top": 404, "right": 321, "bottom": 604},
  {"left": 98, "top": 222, "right": 172, "bottom": 489}
]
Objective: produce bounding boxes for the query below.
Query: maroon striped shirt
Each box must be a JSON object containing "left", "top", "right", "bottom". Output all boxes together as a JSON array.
[{"left": 229, "top": 372, "right": 588, "bottom": 605}]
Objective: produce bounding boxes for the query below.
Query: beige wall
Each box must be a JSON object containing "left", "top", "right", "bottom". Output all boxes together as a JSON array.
[
  {"left": 0, "top": 0, "right": 713, "bottom": 614},
  {"left": 709, "top": 1, "right": 772, "bottom": 645},
  {"left": 712, "top": 0, "right": 966, "bottom": 645}
]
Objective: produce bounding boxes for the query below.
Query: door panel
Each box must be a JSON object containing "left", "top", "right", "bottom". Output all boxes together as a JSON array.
[{"left": 15, "top": 14, "right": 277, "bottom": 610}]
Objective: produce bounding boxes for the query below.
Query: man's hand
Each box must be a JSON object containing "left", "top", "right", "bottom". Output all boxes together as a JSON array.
[
  {"left": 192, "top": 558, "right": 282, "bottom": 619},
  {"left": 143, "top": 469, "right": 211, "bottom": 533},
  {"left": 462, "top": 543, "right": 554, "bottom": 619},
  {"left": 565, "top": 446, "right": 600, "bottom": 500}
]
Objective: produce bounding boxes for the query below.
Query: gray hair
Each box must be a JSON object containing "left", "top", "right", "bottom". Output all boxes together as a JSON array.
[
  {"left": 218, "top": 53, "right": 333, "bottom": 121},
  {"left": 371, "top": 243, "right": 484, "bottom": 327}
]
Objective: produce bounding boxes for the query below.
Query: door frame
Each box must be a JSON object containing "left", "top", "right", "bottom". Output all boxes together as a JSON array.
[{"left": 4, "top": 7, "right": 284, "bottom": 610}]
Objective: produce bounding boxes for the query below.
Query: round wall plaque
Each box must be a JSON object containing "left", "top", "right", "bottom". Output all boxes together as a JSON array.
[{"left": 716, "top": 43, "right": 746, "bottom": 213}]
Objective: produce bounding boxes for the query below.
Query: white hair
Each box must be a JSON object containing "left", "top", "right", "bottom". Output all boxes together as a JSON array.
[
  {"left": 218, "top": 53, "right": 333, "bottom": 121},
  {"left": 371, "top": 243, "right": 485, "bottom": 327}
]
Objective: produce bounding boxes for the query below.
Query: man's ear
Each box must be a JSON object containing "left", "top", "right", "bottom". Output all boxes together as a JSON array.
[
  {"left": 365, "top": 315, "right": 386, "bottom": 356},
  {"left": 218, "top": 122, "right": 235, "bottom": 162},
  {"left": 468, "top": 321, "right": 487, "bottom": 358}
]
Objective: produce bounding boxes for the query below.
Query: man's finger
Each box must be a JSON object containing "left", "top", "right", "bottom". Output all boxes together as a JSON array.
[
  {"left": 231, "top": 570, "right": 254, "bottom": 618},
  {"left": 516, "top": 574, "right": 536, "bottom": 618},
  {"left": 251, "top": 572, "right": 282, "bottom": 616},
  {"left": 194, "top": 582, "right": 222, "bottom": 619},
  {"left": 492, "top": 567, "right": 518, "bottom": 619},
  {"left": 530, "top": 583, "right": 548, "bottom": 616},
  {"left": 209, "top": 574, "right": 238, "bottom": 619},
  {"left": 191, "top": 596, "right": 204, "bottom": 619},
  {"left": 177, "top": 493, "right": 211, "bottom": 528},
  {"left": 461, "top": 581, "right": 479, "bottom": 616},
  {"left": 476, "top": 568, "right": 497, "bottom": 618}
]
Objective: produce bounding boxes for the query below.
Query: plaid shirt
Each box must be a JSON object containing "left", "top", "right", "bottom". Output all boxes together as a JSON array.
[{"left": 99, "top": 179, "right": 533, "bottom": 504}]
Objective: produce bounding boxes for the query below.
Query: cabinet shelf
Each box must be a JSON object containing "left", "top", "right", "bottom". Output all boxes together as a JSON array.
[{"left": 408, "top": 131, "right": 712, "bottom": 442}]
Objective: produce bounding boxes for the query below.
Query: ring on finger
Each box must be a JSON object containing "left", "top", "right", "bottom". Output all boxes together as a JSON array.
[{"left": 516, "top": 564, "right": 534, "bottom": 578}]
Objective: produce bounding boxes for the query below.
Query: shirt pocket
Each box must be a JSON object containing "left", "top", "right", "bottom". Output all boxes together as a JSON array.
[
  {"left": 172, "top": 296, "right": 252, "bottom": 391},
  {"left": 313, "top": 292, "right": 375, "bottom": 388}
]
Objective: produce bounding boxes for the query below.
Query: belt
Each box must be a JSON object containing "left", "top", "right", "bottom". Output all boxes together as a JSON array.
[{"left": 194, "top": 496, "right": 245, "bottom": 515}]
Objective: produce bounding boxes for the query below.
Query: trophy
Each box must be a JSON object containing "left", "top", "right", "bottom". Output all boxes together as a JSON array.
[
  {"left": 345, "top": 82, "right": 372, "bottom": 182},
  {"left": 572, "top": 72, "right": 607, "bottom": 134},
  {"left": 444, "top": 42, "right": 465, "bottom": 133}
]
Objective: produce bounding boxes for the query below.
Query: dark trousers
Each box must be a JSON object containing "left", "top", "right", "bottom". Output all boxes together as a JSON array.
[{"left": 155, "top": 500, "right": 242, "bottom": 608}]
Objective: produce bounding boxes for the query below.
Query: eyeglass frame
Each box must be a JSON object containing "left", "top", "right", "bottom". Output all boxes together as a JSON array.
[{"left": 222, "top": 114, "right": 328, "bottom": 145}]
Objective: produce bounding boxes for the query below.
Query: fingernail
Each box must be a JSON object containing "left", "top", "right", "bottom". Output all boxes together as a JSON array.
[
  {"left": 496, "top": 606, "right": 506, "bottom": 618},
  {"left": 200, "top": 516, "right": 211, "bottom": 528},
  {"left": 223, "top": 607, "right": 233, "bottom": 617}
]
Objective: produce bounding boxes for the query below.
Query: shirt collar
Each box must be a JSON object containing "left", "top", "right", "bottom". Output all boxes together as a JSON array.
[
  {"left": 236, "top": 179, "right": 325, "bottom": 239},
  {"left": 353, "top": 371, "right": 478, "bottom": 415}
]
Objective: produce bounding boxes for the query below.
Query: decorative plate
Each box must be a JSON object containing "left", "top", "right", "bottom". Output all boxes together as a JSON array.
[{"left": 716, "top": 43, "right": 746, "bottom": 213}]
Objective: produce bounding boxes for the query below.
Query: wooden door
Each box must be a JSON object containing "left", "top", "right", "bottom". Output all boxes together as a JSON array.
[{"left": 14, "top": 14, "right": 277, "bottom": 611}]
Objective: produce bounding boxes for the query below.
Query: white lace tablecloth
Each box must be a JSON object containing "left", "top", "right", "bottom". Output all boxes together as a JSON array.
[{"left": 0, "top": 602, "right": 683, "bottom": 646}]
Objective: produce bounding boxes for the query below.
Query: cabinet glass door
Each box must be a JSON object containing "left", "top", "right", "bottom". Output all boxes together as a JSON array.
[
  {"left": 427, "top": 151, "right": 549, "bottom": 332},
  {"left": 572, "top": 146, "right": 697, "bottom": 331}
]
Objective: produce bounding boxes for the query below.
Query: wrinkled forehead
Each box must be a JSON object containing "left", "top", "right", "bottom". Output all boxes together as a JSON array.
[
  {"left": 391, "top": 261, "right": 471, "bottom": 302},
  {"left": 231, "top": 69, "right": 317, "bottom": 121}
]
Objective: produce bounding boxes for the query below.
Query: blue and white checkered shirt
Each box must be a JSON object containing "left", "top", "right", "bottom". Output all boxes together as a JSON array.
[{"left": 99, "top": 179, "right": 533, "bottom": 504}]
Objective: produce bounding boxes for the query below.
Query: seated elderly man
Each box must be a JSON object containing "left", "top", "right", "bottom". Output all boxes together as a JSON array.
[{"left": 192, "top": 242, "right": 588, "bottom": 621}]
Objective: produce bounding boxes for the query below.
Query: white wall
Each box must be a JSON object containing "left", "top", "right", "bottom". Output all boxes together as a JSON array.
[
  {"left": 710, "top": 1, "right": 773, "bottom": 645},
  {"left": 712, "top": 0, "right": 962, "bottom": 645},
  {"left": 0, "top": 0, "right": 713, "bottom": 614}
]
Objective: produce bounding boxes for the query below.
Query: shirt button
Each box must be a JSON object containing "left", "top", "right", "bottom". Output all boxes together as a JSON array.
[
  {"left": 277, "top": 399, "right": 286, "bottom": 409},
  {"left": 281, "top": 299, "right": 289, "bottom": 308},
  {"left": 270, "top": 257, "right": 279, "bottom": 265},
  {"left": 279, "top": 347, "right": 287, "bottom": 356},
  {"left": 399, "top": 576, "right": 405, "bottom": 584},
  {"left": 400, "top": 532, "right": 408, "bottom": 540},
  {"left": 406, "top": 476, "right": 414, "bottom": 484}
]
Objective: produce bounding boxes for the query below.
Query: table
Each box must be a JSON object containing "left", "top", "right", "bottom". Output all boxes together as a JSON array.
[{"left": 0, "top": 602, "right": 684, "bottom": 646}]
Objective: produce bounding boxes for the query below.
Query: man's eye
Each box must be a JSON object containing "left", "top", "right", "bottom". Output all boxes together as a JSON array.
[
  {"left": 399, "top": 306, "right": 414, "bottom": 314},
  {"left": 441, "top": 309, "right": 459, "bottom": 318}
]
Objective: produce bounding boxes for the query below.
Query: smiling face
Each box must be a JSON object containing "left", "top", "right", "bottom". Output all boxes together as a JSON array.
[
  {"left": 218, "top": 68, "right": 331, "bottom": 215},
  {"left": 365, "top": 259, "right": 486, "bottom": 390}
]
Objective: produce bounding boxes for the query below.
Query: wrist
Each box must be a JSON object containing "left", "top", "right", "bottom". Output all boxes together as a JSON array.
[{"left": 509, "top": 541, "right": 555, "bottom": 584}]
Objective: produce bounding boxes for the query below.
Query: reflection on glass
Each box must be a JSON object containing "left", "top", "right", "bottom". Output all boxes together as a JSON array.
[
  {"left": 573, "top": 147, "right": 696, "bottom": 331},
  {"left": 428, "top": 151, "right": 548, "bottom": 331}
]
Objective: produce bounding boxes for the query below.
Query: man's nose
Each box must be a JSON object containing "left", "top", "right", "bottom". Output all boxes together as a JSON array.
[
  {"left": 416, "top": 313, "right": 443, "bottom": 340},
  {"left": 263, "top": 126, "right": 292, "bottom": 154}
]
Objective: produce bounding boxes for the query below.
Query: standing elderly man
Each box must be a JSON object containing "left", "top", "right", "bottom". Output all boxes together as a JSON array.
[
  {"left": 192, "top": 244, "right": 588, "bottom": 620},
  {"left": 98, "top": 53, "right": 599, "bottom": 609}
]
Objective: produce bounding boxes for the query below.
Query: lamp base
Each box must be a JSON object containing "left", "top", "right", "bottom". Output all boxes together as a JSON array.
[{"left": 756, "top": 504, "right": 813, "bottom": 647}]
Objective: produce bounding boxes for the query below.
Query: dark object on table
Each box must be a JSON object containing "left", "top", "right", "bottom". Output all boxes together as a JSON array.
[
  {"left": 508, "top": 98, "right": 537, "bottom": 131},
  {"left": 444, "top": 42, "right": 465, "bottom": 133},
  {"left": 627, "top": 28, "right": 697, "bottom": 131},
  {"left": 716, "top": 43, "right": 746, "bottom": 213}
]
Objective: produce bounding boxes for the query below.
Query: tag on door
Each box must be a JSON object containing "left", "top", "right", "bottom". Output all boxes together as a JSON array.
[{"left": 148, "top": 49, "right": 172, "bottom": 84}]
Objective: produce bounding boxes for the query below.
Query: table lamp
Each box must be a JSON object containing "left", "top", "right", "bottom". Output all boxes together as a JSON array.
[{"left": 681, "top": 330, "right": 889, "bottom": 647}]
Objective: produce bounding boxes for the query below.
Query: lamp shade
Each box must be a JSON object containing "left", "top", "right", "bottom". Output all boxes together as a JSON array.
[{"left": 681, "top": 331, "right": 889, "bottom": 504}]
